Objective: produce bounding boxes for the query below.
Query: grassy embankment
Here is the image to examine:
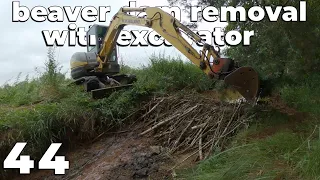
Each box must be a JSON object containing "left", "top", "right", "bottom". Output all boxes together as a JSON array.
[{"left": 0, "top": 53, "right": 216, "bottom": 178}]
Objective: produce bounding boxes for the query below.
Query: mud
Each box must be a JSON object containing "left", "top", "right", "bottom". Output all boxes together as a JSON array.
[{"left": 13, "top": 125, "right": 175, "bottom": 180}]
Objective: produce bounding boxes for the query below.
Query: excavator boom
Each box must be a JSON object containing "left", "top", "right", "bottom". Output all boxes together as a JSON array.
[
  {"left": 71, "top": 7, "right": 260, "bottom": 102},
  {"left": 97, "top": 7, "right": 259, "bottom": 101}
]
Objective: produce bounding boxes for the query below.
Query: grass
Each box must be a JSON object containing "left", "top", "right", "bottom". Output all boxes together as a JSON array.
[
  {"left": 181, "top": 109, "right": 320, "bottom": 180},
  {"left": 279, "top": 73, "right": 320, "bottom": 116},
  {"left": 122, "top": 54, "right": 218, "bottom": 94},
  {"left": 183, "top": 135, "right": 300, "bottom": 180},
  {"left": 0, "top": 78, "right": 41, "bottom": 106}
]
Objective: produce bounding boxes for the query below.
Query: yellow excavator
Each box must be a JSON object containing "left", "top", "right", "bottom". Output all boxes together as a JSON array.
[{"left": 70, "top": 7, "right": 260, "bottom": 102}]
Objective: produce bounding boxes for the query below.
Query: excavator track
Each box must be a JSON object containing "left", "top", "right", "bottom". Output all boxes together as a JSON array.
[
  {"left": 91, "top": 84, "right": 134, "bottom": 99},
  {"left": 72, "top": 74, "right": 137, "bottom": 99}
]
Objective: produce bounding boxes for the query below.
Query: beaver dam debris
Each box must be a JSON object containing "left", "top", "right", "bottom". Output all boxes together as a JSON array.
[{"left": 139, "top": 93, "right": 255, "bottom": 162}]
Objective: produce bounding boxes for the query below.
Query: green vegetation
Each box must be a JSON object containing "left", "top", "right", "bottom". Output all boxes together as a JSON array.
[
  {"left": 124, "top": 55, "right": 218, "bottom": 94},
  {"left": 2, "top": 50, "right": 320, "bottom": 179},
  {"left": 0, "top": 50, "right": 216, "bottom": 178},
  {"left": 169, "top": 0, "right": 320, "bottom": 115},
  {"left": 2, "top": 1, "right": 320, "bottom": 178},
  {"left": 167, "top": 0, "right": 320, "bottom": 179},
  {"left": 181, "top": 110, "right": 320, "bottom": 180},
  {"left": 280, "top": 74, "right": 320, "bottom": 116}
]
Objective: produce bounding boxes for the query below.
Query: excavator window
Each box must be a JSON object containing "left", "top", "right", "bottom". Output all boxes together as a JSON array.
[{"left": 87, "top": 24, "right": 117, "bottom": 62}]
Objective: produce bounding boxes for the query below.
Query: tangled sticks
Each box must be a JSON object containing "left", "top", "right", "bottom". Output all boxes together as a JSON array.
[{"left": 139, "top": 93, "right": 255, "bottom": 161}]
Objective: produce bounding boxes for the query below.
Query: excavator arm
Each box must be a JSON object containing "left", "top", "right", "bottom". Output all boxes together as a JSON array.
[{"left": 95, "top": 7, "right": 260, "bottom": 102}]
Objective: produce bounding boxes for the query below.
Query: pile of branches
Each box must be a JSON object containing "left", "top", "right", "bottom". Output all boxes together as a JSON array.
[{"left": 139, "top": 93, "right": 255, "bottom": 160}]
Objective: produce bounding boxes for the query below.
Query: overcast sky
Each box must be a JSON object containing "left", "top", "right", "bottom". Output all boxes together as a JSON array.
[{"left": 0, "top": 0, "right": 227, "bottom": 85}]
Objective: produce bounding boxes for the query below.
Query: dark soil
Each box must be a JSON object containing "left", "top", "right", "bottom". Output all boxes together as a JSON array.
[{"left": 11, "top": 123, "right": 176, "bottom": 180}]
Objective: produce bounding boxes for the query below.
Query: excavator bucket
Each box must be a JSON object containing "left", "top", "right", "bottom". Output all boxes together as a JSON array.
[{"left": 224, "top": 67, "right": 260, "bottom": 102}]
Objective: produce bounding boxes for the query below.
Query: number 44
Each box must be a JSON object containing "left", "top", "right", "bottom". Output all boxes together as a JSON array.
[{"left": 3, "top": 142, "right": 69, "bottom": 175}]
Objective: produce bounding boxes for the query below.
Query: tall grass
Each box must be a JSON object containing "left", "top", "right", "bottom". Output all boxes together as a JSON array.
[
  {"left": 183, "top": 133, "right": 301, "bottom": 180},
  {"left": 124, "top": 54, "right": 217, "bottom": 94},
  {"left": 280, "top": 73, "right": 320, "bottom": 116},
  {"left": 0, "top": 78, "right": 41, "bottom": 106}
]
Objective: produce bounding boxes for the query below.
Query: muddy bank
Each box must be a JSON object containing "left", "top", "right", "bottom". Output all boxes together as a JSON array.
[{"left": 12, "top": 92, "right": 253, "bottom": 180}]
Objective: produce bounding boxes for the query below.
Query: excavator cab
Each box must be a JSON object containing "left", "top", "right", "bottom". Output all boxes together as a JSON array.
[
  {"left": 86, "top": 24, "right": 119, "bottom": 74},
  {"left": 71, "top": 24, "right": 120, "bottom": 79}
]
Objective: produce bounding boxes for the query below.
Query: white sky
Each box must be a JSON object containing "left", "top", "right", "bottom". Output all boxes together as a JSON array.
[{"left": 0, "top": 0, "right": 227, "bottom": 85}]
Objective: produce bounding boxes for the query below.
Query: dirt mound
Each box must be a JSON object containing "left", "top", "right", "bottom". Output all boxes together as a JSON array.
[{"left": 110, "top": 150, "right": 172, "bottom": 180}]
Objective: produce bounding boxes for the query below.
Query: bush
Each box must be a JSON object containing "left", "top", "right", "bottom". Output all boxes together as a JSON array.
[{"left": 280, "top": 73, "right": 320, "bottom": 116}]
